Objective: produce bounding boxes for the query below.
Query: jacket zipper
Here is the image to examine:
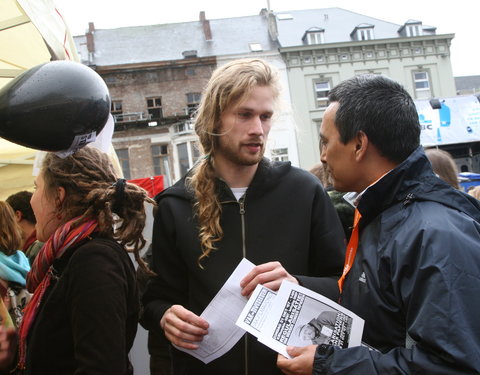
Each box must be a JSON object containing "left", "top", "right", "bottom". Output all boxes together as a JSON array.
[{"left": 238, "top": 195, "right": 248, "bottom": 375}]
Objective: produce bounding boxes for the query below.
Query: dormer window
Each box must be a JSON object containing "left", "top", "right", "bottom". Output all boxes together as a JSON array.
[
  {"left": 398, "top": 20, "right": 423, "bottom": 37},
  {"left": 350, "top": 24, "right": 375, "bottom": 41},
  {"left": 303, "top": 27, "right": 325, "bottom": 45}
]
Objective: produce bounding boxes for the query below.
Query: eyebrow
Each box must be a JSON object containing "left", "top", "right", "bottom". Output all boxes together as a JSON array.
[{"left": 236, "top": 106, "right": 274, "bottom": 115}]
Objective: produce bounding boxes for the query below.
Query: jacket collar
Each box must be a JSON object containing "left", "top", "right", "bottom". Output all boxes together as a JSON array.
[
  {"left": 357, "top": 146, "right": 480, "bottom": 226},
  {"left": 156, "top": 158, "right": 292, "bottom": 203}
]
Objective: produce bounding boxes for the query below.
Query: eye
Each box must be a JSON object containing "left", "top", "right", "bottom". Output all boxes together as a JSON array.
[
  {"left": 260, "top": 113, "right": 272, "bottom": 121},
  {"left": 237, "top": 112, "right": 251, "bottom": 119}
]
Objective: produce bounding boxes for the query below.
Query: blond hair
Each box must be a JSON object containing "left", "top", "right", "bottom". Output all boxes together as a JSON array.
[
  {"left": 0, "top": 201, "right": 23, "bottom": 255},
  {"left": 41, "top": 147, "right": 155, "bottom": 273},
  {"left": 188, "top": 59, "right": 281, "bottom": 266}
]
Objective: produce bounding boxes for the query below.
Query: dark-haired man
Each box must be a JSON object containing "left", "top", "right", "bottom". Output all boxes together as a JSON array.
[{"left": 278, "top": 74, "right": 480, "bottom": 374}]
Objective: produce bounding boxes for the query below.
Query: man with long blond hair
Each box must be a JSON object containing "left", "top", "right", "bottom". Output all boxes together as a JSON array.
[{"left": 142, "top": 58, "right": 345, "bottom": 374}]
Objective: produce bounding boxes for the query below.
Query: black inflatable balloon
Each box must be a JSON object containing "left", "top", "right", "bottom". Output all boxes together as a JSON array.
[{"left": 0, "top": 61, "right": 110, "bottom": 153}]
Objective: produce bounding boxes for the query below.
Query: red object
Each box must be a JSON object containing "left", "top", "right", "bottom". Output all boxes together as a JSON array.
[{"left": 128, "top": 175, "right": 165, "bottom": 198}]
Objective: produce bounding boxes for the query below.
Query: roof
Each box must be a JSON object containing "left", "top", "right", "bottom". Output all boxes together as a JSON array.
[
  {"left": 74, "top": 15, "right": 277, "bottom": 66},
  {"left": 274, "top": 7, "right": 437, "bottom": 47},
  {"left": 455, "top": 76, "right": 480, "bottom": 91}
]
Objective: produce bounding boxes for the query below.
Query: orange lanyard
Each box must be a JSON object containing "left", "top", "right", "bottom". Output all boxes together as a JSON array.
[
  {"left": 338, "top": 208, "right": 361, "bottom": 294},
  {"left": 337, "top": 173, "right": 390, "bottom": 295}
]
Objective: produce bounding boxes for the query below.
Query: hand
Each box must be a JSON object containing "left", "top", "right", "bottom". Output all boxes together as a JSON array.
[
  {"left": 240, "top": 261, "right": 298, "bottom": 297},
  {"left": 160, "top": 305, "right": 209, "bottom": 350},
  {"left": 277, "top": 345, "right": 317, "bottom": 375},
  {"left": 0, "top": 326, "right": 17, "bottom": 371}
]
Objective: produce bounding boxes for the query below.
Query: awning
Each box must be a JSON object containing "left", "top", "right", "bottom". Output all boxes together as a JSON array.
[{"left": 0, "top": 0, "right": 79, "bottom": 199}]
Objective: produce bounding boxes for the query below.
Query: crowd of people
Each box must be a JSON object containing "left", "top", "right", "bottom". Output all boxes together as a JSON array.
[{"left": 0, "top": 58, "right": 479, "bottom": 375}]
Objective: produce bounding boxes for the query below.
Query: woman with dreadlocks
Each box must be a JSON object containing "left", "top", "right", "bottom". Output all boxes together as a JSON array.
[{"left": 0, "top": 146, "right": 154, "bottom": 375}]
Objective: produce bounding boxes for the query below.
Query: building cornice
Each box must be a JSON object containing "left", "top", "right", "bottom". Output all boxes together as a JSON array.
[
  {"left": 278, "top": 33, "right": 454, "bottom": 53},
  {"left": 93, "top": 56, "right": 217, "bottom": 74}
]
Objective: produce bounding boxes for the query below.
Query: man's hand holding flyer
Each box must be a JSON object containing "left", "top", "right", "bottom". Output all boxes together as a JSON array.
[{"left": 236, "top": 280, "right": 364, "bottom": 358}]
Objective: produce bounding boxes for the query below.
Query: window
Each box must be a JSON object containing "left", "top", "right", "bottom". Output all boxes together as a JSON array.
[
  {"left": 176, "top": 141, "right": 200, "bottom": 178},
  {"left": 413, "top": 71, "right": 431, "bottom": 98},
  {"left": 357, "top": 28, "right": 374, "bottom": 40},
  {"left": 177, "top": 143, "right": 189, "bottom": 177},
  {"left": 147, "top": 97, "right": 163, "bottom": 120},
  {"left": 406, "top": 24, "right": 422, "bottom": 37},
  {"left": 314, "top": 80, "right": 330, "bottom": 108},
  {"left": 151, "top": 144, "right": 171, "bottom": 186},
  {"left": 174, "top": 121, "right": 195, "bottom": 134},
  {"left": 249, "top": 43, "right": 263, "bottom": 52},
  {"left": 271, "top": 148, "right": 289, "bottom": 162},
  {"left": 186, "top": 93, "right": 201, "bottom": 115},
  {"left": 111, "top": 100, "right": 123, "bottom": 121},
  {"left": 304, "top": 30, "right": 325, "bottom": 45},
  {"left": 116, "top": 148, "right": 131, "bottom": 180},
  {"left": 151, "top": 144, "right": 169, "bottom": 175}
]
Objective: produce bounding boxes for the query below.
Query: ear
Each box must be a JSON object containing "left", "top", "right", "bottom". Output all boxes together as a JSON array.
[
  {"left": 14, "top": 210, "right": 23, "bottom": 223},
  {"left": 353, "top": 131, "right": 369, "bottom": 162},
  {"left": 56, "top": 186, "right": 66, "bottom": 207}
]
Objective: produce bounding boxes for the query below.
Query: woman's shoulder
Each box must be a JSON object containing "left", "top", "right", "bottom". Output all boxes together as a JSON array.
[{"left": 66, "top": 237, "right": 134, "bottom": 271}]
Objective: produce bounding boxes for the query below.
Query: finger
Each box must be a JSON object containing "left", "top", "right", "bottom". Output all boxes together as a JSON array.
[
  {"left": 240, "top": 262, "right": 278, "bottom": 288},
  {"left": 277, "top": 354, "right": 293, "bottom": 375},
  {"left": 171, "top": 305, "right": 209, "bottom": 330},
  {"left": 286, "top": 345, "right": 302, "bottom": 357},
  {"left": 242, "top": 265, "right": 291, "bottom": 296}
]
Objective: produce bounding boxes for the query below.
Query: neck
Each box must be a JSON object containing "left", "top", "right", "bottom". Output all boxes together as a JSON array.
[
  {"left": 19, "top": 221, "right": 36, "bottom": 241},
  {"left": 213, "top": 157, "right": 260, "bottom": 188},
  {"left": 358, "top": 159, "right": 399, "bottom": 192}
]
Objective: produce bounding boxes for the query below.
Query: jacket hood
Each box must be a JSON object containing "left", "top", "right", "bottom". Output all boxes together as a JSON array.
[
  {"left": 0, "top": 250, "right": 30, "bottom": 286},
  {"left": 155, "top": 158, "right": 292, "bottom": 203},
  {"left": 359, "top": 146, "right": 480, "bottom": 225}
]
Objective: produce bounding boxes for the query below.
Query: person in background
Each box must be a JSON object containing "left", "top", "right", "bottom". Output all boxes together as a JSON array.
[
  {"left": 425, "top": 148, "right": 460, "bottom": 189},
  {"left": 277, "top": 74, "right": 480, "bottom": 374},
  {"left": 0, "top": 146, "right": 154, "bottom": 375},
  {"left": 142, "top": 58, "right": 345, "bottom": 375},
  {"left": 468, "top": 185, "right": 480, "bottom": 200},
  {"left": 0, "top": 201, "right": 30, "bottom": 329},
  {"left": 309, "top": 163, "right": 354, "bottom": 240},
  {"left": 6, "top": 191, "right": 43, "bottom": 264}
]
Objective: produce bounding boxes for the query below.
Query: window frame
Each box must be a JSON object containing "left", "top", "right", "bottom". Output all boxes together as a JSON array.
[{"left": 313, "top": 79, "right": 331, "bottom": 109}]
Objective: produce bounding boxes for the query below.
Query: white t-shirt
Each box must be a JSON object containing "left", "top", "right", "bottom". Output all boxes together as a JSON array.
[{"left": 230, "top": 187, "right": 248, "bottom": 201}]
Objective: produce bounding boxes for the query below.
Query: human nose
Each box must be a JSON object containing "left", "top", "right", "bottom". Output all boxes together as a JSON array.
[
  {"left": 320, "top": 144, "right": 326, "bottom": 164},
  {"left": 248, "top": 116, "right": 264, "bottom": 135}
]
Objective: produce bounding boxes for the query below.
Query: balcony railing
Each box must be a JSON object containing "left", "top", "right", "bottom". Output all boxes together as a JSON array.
[{"left": 113, "top": 112, "right": 151, "bottom": 123}]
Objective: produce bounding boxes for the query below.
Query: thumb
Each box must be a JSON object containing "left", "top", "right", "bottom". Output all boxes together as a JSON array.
[{"left": 286, "top": 346, "right": 303, "bottom": 358}]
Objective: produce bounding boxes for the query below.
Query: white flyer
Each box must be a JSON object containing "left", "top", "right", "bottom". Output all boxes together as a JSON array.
[
  {"left": 174, "top": 258, "right": 255, "bottom": 363},
  {"left": 236, "top": 280, "right": 364, "bottom": 358}
]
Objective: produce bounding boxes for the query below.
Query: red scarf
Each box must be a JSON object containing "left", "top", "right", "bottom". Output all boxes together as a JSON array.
[{"left": 16, "top": 217, "right": 98, "bottom": 371}]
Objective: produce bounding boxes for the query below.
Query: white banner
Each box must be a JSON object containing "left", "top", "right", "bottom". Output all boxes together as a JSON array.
[{"left": 416, "top": 95, "right": 480, "bottom": 146}]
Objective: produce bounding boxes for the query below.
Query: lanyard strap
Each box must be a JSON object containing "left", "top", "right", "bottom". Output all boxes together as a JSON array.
[
  {"left": 338, "top": 208, "right": 361, "bottom": 294},
  {"left": 337, "top": 172, "right": 390, "bottom": 295}
]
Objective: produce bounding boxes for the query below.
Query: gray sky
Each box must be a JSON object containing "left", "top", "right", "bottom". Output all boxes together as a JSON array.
[{"left": 55, "top": 0, "right": 480, "bottom": 77}]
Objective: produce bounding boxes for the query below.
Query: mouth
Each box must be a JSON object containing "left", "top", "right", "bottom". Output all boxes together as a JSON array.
[{"left": 244, "top": 142, "right": 263, "bottom": 153}]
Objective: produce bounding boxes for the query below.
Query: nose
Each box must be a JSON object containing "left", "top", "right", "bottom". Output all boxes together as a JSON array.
[
  {"left": 320, "top": 144, "right": 326, "bottom": 164},
  {"left": 248, "top": 115, "right": 264, "bottom": 136}
]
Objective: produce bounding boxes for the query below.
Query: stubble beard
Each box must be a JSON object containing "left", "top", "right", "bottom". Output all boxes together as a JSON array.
[{"left": 219, "top": 142, "right": 265, "bottom": 166}]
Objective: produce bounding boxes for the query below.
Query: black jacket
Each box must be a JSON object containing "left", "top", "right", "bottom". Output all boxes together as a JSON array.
[
  {"left": 314, "top": 147, "right": 480, "bottom": 374},
  {"left": 143, "top": 159, "right": 345, "bottom": 375},
  {"left": 24, "top": 237, "right": 139, "bottom": 375}
]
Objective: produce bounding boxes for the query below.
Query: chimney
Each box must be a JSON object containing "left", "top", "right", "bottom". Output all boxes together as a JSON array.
[
  {"left": 86, "top": 22, "right": 95, "bottom": 63},
  {"left": 199, "top": 11, "right": 212, "bottom": 41}
]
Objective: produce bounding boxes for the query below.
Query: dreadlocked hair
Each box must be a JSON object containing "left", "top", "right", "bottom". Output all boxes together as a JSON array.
[
  {"left": 41, "top": 147, "right": 156, "bottom": 275},
  {"left": 187, "top": 58, "right": 281, "bottom": 267}
]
